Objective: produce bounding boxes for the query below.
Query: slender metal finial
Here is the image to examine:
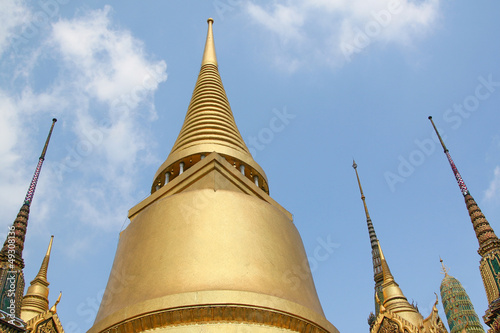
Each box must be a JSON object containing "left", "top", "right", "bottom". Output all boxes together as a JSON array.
[
  {"left": 201, "top": 18, "right": 218, "bottom": 66},
  {"left": 428, "top": 116, "right": 469, "bottom": 196},
  {"left": 439, "top": 257, "right": 449, "bottom": 276},
  {"left": 46, "top": 235, "right": 54, "bottom": 256},
  {"left": 24, "top": 118, "right": 57, "bottom": 204},
  {"left": 428, "top": 116, "right": 448, "bottom": 152},
  {"left": 352, "top": 160, "right": 377, "bottom": 243},
  {"left": 40, "top": 118, "right": 57, "bottom": 160}
]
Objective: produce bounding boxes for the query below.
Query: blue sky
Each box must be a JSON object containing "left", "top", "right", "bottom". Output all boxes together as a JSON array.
[{"left": 0, "top": 1, "right": 499, "bottom": 332}]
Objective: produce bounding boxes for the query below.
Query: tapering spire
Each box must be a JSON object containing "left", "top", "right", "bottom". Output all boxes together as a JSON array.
[
  {"left": 25, "top": 118, "right": 57, "bottom": 205},
  {"left": 352, "top": 160, "right": 379, "bottom": 248},
  {"left": 377, "top": 242, "right": 395, "bottom": 284},
  {"left": 35, "top": 235, "right": 53, "bottom": 282},
  {"left": 439, "top": 259, "right": 485, "bottom": 333},
  {"left": 352, "top": 160, "right": 383, "bottom": 314},
  {"left": 377, "top": 242, "right": 421, "bottom": 321},
  {"left": 1, "top": 118, "right": 57, "bottom": 265},
  {"left": 20, "top": 236, "right": 54, "bottom": 322},
  {"left": 201, "top": 18, "right": 217, "bottom": 66},
  {"left": 152, "top": 19, "right": 268, "bottom": 194},
  {"left": 0, "top": 118, "right": 56, "bottom": 319},
  {"left": 429, "top": 116, "right": 499, "bottom": 254},
  {"left": 430, "top": 116, "right": 500, "bottom": 330},
  {"left": 429, "top": 116, "right": 468, "bottom": 196}
]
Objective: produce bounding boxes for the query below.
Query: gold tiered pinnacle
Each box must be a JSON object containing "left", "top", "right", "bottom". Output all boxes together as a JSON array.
[
  {"left": 152, "top": 18, "right": 268, "bottom": 194},
  {"left": 20, "top": 236, "right": 53, "bottom": 322},
  {"left": 377, "top": 242, "right": 420, "bottom": 320}
]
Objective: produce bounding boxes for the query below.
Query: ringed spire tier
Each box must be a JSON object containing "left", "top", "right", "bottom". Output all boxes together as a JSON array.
[
  {"left": 352, "top": 160, "right": 383, "bottom": 314},
  {"left": 21, "top": 236, "right": 54, "bottom": 322},
  {"left": 429, "top": 116, "right": 500, "bottom": 331},
  {"left": 152, "top": 18, "right": 268, "bottom": 194}
]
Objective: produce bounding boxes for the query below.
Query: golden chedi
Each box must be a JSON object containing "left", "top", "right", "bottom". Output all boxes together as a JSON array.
[{"left": 88, "top": 19, "right": 339, "bottom": 333}]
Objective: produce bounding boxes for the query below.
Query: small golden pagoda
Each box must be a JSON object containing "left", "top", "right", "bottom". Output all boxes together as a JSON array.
[
  {"left": 353, "top": 161, "right": 448, "bottom": 333},
  {"left": 87, "top": 19, "right": 338, "bottom": 333},
  {"left": 21, "top": 236, "right": 65, "bottom": 333}
]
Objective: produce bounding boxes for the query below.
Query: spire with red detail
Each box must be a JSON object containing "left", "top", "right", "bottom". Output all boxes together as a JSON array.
[
  {"left": 429, "top": 116, "right": 500, "bottom": 331},
  {"left": 0, "top": 118, "right": 57, "bottom": 320}
]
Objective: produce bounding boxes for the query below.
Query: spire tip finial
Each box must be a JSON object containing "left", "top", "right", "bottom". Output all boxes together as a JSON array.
[
  {"left": 440, "top": 257, "right": 449, "bottom": 276},
  {"left": 428, "top": 116, "right": 432, "bottom": 120},
  {"left": 202, "top": 18, "right": 217, "bottom": 66}
]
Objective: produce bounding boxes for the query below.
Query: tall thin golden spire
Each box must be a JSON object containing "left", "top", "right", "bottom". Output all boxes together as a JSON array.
[
  {"left": 352, "top": 160, "right": 383, "bottom": 314},
  {"left": 377, "top": 242, "right": 422, "bottom": 322},
  {"left": 352, "top": 160, "right": 379, "bottom": 248},
  {"left": 201, "top": 18, "right": 217, "bottom": 66},
  {"left": 377, "top": 242, "right": 395, "bottom": 284},
  {"left": 429, "top": 116, "right": 500, "bottom": 330},
  {"left": 35, "top": 235, "right": 53, "bottom": 282},
  {"left": 152, "top": 18, "right": 268, "bottom": 194},
  {"left": 20, "top": 236, "right": 54, "bottom": 322}
]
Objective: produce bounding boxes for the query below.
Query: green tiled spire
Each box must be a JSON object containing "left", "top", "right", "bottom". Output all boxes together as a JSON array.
[{"left": 440, "top": 259, "right": 485, "bottom": 333}]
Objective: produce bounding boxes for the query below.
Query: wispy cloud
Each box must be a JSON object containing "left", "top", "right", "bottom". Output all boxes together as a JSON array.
[
  {"left": 0, "top": 0, "right": 31, "bottom": 57},
  {"left": 244, "top": 0, "right": 440, "bottom": 71},
  {"left": 0, "top": 5, "right": 167, "bottom": 256},
  {"left": 485, "top": 166, "right": 500, "bottom": 203}
]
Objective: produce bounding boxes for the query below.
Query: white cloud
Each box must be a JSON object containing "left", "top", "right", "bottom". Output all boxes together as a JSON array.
[
  {"left": 0, "top": 0, "right": 31, "bottom": 57},
  {"left": 0, "top": 90, "right": 29, "bottom": 211},
  {"left": 485, "top": 166, "right": 500, "bottom": 202},
  {"left": 0, "top": 5, "right": 167, "bottom": 247},
  {"left": 50, "top": 6, "right": 166, "bottom": 105},
  {"left": 244, "top": 0, "right": 440, "bottom": 70},
  {"left": 246, "top": 3, "right": 305, "bottom": 43}
]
